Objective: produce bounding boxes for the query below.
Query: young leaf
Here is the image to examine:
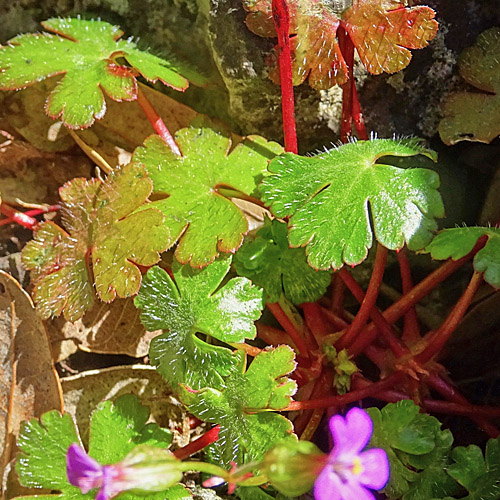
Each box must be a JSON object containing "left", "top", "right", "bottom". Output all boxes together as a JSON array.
[
  {"left": 234, "top": 217, "right": 331, "bottom": 304},
  {"left": 260, "top": 139, "right": 444, "bottom": 270},
  {"left": 423, "top": 227, "right": 500, "bottom": 289},
  {"left": 22, "top": 163, "right": 169, "bottom": 321},
  {"left": 243, "top": 0, "right": 437, "bottom": 89},
  {"left": 439, "top": 27, "right": 500, "bottom": 145},
  {"left": 445, "top": 438, "right": 500, "bottom": 500},
  {"left": 367, "top": 400, "right": 454, "bottom": 500},
  {"left": 135, "top": 256, "right": 264, "bottom": 391},
  {"left": 0, "top": 18, "right": 192, "bottom": 128},
  {"left": 132, "top": 119, "right": 283, "bottom": 267},
  {"left": 16, "top": 394, "right": 190, "bottom": 499},
  {"left": 179, "top": 346, "right": 297, "bottom": 467}
]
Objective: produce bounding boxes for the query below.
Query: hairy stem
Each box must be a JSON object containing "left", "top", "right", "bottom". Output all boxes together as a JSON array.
[
  {"left": 136, "top": 88, "right": 182, "bottom": 156},
  {"left": 272, "top": 0, "right": 298, "bottom": 153}
]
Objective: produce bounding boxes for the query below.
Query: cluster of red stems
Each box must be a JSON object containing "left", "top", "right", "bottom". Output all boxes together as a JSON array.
[{"left": 1, "top": 0, "right": 499, "bottom": 462}]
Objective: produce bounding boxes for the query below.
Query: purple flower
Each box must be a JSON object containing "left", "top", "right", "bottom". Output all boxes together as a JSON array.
[
  {"left": 66, "top": 444, "right": 126, "bottom": 500},
  {"left": 66, "top": 443, "right": 183, "bottom": 500},
  {"left": 314, "top": 408, "right": 389, "bottom": 500}
]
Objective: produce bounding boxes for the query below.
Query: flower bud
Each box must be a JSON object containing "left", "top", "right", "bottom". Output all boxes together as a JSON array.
[{"left": 260, "top": 440, "right": 325, "bottom": 497}]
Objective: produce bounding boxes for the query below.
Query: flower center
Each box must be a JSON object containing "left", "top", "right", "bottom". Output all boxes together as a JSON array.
[{"left": 350, "top": 457, "right": 364, "bottom": 476}]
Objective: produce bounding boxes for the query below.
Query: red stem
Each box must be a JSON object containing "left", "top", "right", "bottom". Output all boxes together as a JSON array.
[
  {"left": 427, "top": 373, "right": 499, "bottom": 438},
  {"left": 284, "top": 372, "right": 403, "bottom": 410},
  {"left": 336, "top": 244, "right": 387, "bottom": 349},
  {"left": 257, "top": 323, "right": 294, "bottom": 347},
  {"left": 331, "top": 274, "right": 346, "bottom": 316},
  {"left": 338, "top": 27, "right": 355, "bottom": 143},
  {"left": 348, "top": 255, "right": 473, "bottom": 356},
  {"left": 303, "top": 302, "right": 330, "bottom": 343},
  {"left": 320, "top": 306, "right": 351, "bottom": 330},
  {"left": 351, "top": 83, "right": 368, "bottom": 140},
  {"left": 415, "top": 271, "right": 483, "bottom": 364},
  {"left": 0, "top": 205, "right": 60, "bottom": 227},
  {"left": 136, "top": 88, "right": 182, "bottom": 156},
  {"left": 0, "top": 203, "right": 38, "bottom": 230},
  {"left": 272, "top": 0, "right": 298, "bottom": 153},
  {"left": 173, "top": 425, "right": 221, "bottom": 460},
  {"left": 266, "top": 302, "right": 310, "bottom": 358},
  {"left": 336, "top": 266, "right": 408, "bottom": 358},
  {"left": 397, "top": 248, "right": 421, "bottom": 344}
]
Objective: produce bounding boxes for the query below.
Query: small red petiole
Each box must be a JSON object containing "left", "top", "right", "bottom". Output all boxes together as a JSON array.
[{"left": 136, "top": 88, "right": 182, "bottom": 156}]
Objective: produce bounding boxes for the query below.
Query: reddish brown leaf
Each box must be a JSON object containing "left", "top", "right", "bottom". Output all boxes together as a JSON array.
[
  {"left": 0, "top": 271, "right": 63, "bottom": 486},
  {"left": 342, "top": 0, "right": 438, "bottom": 75},
  {"left": 243, "top": 0, "right": 438, "bottom": 89}
]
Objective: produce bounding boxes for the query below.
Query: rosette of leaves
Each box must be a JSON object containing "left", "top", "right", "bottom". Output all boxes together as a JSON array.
[
  {"left": 132, "top": 118, "right": 283, "bottom": 267},
  {"left": 135, "top": 256, "right": 264, "bottom": 391},
  {"left": 260, "top": 138, "right": 444, "bottom": 270},
  {"left": 439, "top": 27, "right": 500, "bottom": 145},
  {"left": 234, "top": 217, "right": 331, "bottom": 304},
  {"left": 0, "top": 18, "right": 198, "bottom": 128},
  {"left": 179, "top": 346, "right": 297, "bottom": 468},
  {"left": 424, "top": 227, "right": 500, "bottom": 289},
  {"left": 243, "top": 0, "right": 438, "bottom": 89},
  {"left": 15, "top": 394, "right": 191, "bottom": 499},
  {"left": 22, "top": 163, "right": 169, "bottom": 321}
]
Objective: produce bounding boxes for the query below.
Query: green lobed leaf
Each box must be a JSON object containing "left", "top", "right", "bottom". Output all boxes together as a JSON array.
[
  {"left": 423, "top": 227, "right": 500, "bottom": 288},
  {"left": 367, "top": 400, "right": 453, "bottom": 499},
  {"left": 260, "top": 139, "right": 444, "bottom": 270},
  {"left": 22, "top": 163, "right": 169, "bottom": 321},
  {"left": 16, "top": 394, "right": 190, "bottom": 500},
  {"left": 234, "top": 217, "right": 331, "bottom": 304},
  {"left": 439, "top": 27, "right": 500, "bottom": 145},
  {"left": 132, "top": 118, "right": 283, "bottom": 267},
  {"left": 0, "top": 18, "right": 195, "bottom": 128},
  {"left": 445, "top": 437, "right": 500, "bottom": 499},
  {"left": 135, "top": 255, "right": 264, "bottom": 391},
  {"left": 179, "top": 346, "right": 297, "bottom": 468}
]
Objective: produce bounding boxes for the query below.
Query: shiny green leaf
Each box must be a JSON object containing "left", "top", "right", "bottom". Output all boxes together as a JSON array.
[
  {"left": 132, "top": 118, "right": 283, "bottom": 267},
  {"left": 135, "top": 256, "right": 264, "bottom": 391},
  {"left": 260, "top": 139, "right": 443, "bottom": 270}
]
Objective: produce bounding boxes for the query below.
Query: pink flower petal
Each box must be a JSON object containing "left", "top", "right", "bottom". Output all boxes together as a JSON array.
[
  {"left": 66, "top": 444, "right": 104, "bottom": 494},
  {"left": 314, "top": 466, "right": 343, "bottom": 500},
  {"left": 358, "top": 448, "right": 390, "bottom": 490},
  {"left": 329, "top": 408, "right": 373, "bottom": 457},
  {"left": 337, "top": 479, "right": 377, "bottom": 500}
]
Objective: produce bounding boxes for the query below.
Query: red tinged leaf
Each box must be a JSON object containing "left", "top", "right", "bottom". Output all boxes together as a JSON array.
[
  {"left": 342, "top": 0, "right": 438, "bottom": 75},
  {"left": 243, "top": 0, "right": 438, "bottom": 89}
]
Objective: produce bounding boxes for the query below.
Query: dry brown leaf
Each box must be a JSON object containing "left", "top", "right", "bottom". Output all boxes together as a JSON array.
[
  {"left": 0, "top": 138, "right": 92, "bottom": 206},
  {"left": 0, "top": 271, "right": 63, "bottom": 486},
  {"left": 45, "top": 298, "right": 160, "bottom": 362},
  {"left": 61, "top": 365, "right": 191, "bottom": 448}
]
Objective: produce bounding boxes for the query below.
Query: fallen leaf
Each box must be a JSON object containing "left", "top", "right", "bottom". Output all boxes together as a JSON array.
[
  {"left": 0, "top": 271, "right": 63, "bottom": 489},
  {"left": 0, "top": 137, "right": 92, "bottom": 205},
  {"left": 45, "top": 298, "right": 160, "bottom": 362},
  {"left": 61, "top": 365, "right": 191, "bottom": 448}
]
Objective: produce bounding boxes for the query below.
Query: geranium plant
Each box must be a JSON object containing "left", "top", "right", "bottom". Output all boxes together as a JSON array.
[{"left": 0, "top": 3, "right": 499, "bottom": 500}]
